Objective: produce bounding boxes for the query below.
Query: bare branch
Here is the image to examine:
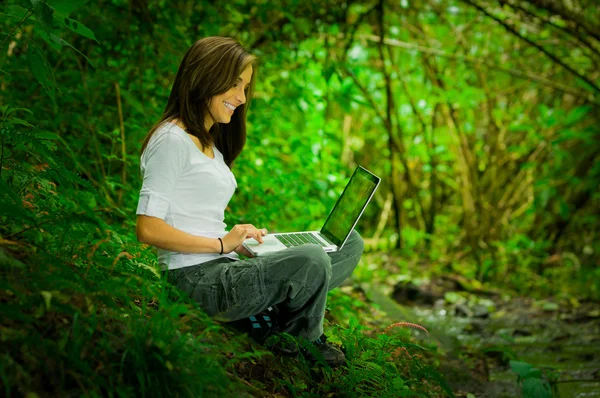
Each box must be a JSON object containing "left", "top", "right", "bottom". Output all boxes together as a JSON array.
[
  {"left": 461, "top": 0, "right": 600, "bottom": 96},
  {"left": 499, "top": 0, "right": 600, "bottom": 60},
  {"left": 524, "top": 0, "right": 600, "bottom": 42},
  {"left": 358, "top": 34, "right": 600, "bottom": 106},
  {"left": 1, "top": 9, "right": 32, "bottom": 51}
]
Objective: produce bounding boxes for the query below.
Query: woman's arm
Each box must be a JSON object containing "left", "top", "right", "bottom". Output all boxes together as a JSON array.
[
  {"left": 137, "top": 215, "right": 267, "bottom": 254},
  {"left": 137, "top": 215, "right": 221, "bottom": 253}
]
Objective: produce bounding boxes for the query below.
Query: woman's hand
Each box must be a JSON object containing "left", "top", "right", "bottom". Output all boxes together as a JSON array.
[
  {"left": 234, "top": 244, "right": 254, "bottom": 258},
  {"left": 222, "top": 224, "right": 267, "bottom": 253}
]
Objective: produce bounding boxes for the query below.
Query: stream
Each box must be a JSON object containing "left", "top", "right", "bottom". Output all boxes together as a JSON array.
[{"left": 360, "top": 279, "right": 600, "bottom": 397}]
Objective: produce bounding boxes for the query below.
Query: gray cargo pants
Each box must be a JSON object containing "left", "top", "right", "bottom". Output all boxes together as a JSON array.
[{"left": 165, "top": 230, "right": 364, "bottom": 341}]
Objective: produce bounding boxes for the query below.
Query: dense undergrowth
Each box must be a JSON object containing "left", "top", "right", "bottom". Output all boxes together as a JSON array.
[{"left": 0, "top": 225, "right": 452, "bottom": 397}]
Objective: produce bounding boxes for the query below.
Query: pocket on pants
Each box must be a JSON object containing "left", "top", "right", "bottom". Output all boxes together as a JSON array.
[
  {"left": 178, "top": 264, "right": 225, "bottom": 316},
  {"left": 220, "top": 261, "right": 266, "bottom": 311}
]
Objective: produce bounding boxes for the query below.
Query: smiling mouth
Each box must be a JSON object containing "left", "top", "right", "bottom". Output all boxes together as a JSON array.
[{"left": 224, "top": 102, "right": 236, "bottom": 112}]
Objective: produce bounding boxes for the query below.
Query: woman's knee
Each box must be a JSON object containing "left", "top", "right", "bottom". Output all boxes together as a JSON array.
[
  {"left": 295, "top": 244, "right": 332, "bottom": 279},
  {"left": 344, "top": 230, "right": 365, "bottom": 257}
]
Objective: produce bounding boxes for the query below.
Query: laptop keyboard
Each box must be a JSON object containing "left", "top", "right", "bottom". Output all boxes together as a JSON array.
[{"left": 275, "top": 232, "right": 333, "bottom": 248}]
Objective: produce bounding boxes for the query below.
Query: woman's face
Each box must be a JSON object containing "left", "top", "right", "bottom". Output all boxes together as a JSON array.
[{"left": 207, "top": 65, "right": 253, "bottom": 127}]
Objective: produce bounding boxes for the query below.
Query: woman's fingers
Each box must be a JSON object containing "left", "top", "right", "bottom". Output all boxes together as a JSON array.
[
  {"left": 240, "top": 224, "right": 267, "bottom": 243},
  {"left": 223, "top": 225, "right": 268, "bottom": 253},
  {"left": 249, "top": 228, "right": 264, "bottom": 243}
]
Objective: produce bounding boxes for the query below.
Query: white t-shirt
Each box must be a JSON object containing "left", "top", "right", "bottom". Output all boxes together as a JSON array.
[{"left": 136, "top": 121, "right": 239, "bottom": 270}]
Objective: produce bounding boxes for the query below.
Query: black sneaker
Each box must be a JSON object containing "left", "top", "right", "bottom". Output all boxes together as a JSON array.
[
  {"left": 228, "top": 306, "right": 298, "bottom": 356},
  {"left": 300, "top": 334, "right": 346, "bottom": 368}
]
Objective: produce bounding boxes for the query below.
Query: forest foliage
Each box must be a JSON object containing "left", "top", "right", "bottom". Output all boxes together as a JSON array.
[{"left": 1, "top": 0, "right": 599, "bottom": 396}]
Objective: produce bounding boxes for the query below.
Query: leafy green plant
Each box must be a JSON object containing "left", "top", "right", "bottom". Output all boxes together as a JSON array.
[
  {"left": 296, "top": 317, "right": 454, "bottom": 397},
  {"left": 509, "top": 360, "right": 553, "bottom": 398}
]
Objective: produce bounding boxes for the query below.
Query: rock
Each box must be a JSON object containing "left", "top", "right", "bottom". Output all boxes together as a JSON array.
[
  {"left": 434, "top": 298, "right": 446, "bottom": 309},
  {"left": 473, "top": 304, "right": 490, "bottom": 319},
  {"left": 468, "top": 319, "right": 488, "bottom": 335},
  {"left": 392, "top": 282, "right": 437, "bottom": 305},
  {"left": 455, "top": 304, "right": 473, "bottom": 317},
  {"left": 513, "top": 329, "right": 532, "bottom": 337}
]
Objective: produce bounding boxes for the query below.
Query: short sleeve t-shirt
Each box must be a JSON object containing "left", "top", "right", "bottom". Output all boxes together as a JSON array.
[{"left": 136, "top": 121, "right": 239, "bottom": 270}]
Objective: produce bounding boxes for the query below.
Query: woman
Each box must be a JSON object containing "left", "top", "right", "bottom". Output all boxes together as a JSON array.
[{"left": 136, "top": 37, "right": 364, "bottom": 367}]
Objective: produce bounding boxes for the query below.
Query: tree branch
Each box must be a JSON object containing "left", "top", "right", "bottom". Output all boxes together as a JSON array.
[
  {"left": 358, "top": 34, "right": 600, "bottom": 106},
  {"left": 341, "top": 67, "right": 385, "bottom": 126},
  {"left": 115, "top": 82, "right": 127, "bottom": 206},
  {"left": 524, "top": 0, "right": 600, "bottom": 42},
  {"left": 499, "top": 0, "right": 600, "bottom": 61},
  {"left": 0, "top": 9, "right": 32, "bottom": 51},
  {"left": 461, "top": 0, "right": 600, "bottom": 96},
  {"left": 342, "top": 3, "right": 379, "bottom": 62}
]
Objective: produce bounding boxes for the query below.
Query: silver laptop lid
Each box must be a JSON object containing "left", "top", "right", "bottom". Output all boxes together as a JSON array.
[{"left": 320, "top": 166, "right": 381, "bottom": 248}]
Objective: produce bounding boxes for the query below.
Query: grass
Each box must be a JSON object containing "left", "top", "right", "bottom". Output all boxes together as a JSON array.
[{"left": 0, "top": 234, "right": 452, "bottom": 397}]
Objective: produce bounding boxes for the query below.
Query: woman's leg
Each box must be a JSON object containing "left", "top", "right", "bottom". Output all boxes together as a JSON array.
[
  {"left": 327, "top": 229, "right": 365, "bottom": 290},
  {"left": 168, "top": 244, "right": 332, "bottom": 341}
]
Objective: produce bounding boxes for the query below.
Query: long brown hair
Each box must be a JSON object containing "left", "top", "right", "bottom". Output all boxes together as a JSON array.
[{"left": 141, "top": 37, "right": 257, "bottom": 168}]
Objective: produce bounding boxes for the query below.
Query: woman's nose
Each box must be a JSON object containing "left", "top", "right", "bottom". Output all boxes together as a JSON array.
[{"left": 236, "top": 88, "right": 246, "bottom": 104}]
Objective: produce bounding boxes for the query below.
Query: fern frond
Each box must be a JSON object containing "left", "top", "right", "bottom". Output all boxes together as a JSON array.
[{"left": 384, "top": 322, "right": 429, "bottom": 336}]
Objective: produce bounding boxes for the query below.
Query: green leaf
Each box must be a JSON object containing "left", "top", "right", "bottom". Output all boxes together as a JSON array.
[
  {"left": 47, "top": 0, "right": 88, "bottom": 15},
  {"left": 61, "top": 16, "right": 96, "bottom": 40},
  {"left": 36, "top": 29, "right": 63, "bottom": 52},
  {"left": 509, "top": 360, "right": 532, "bottom": 379},
  {"left": 37, "top": 131, "right": 57, "bottom": 140},
  {"left": 538, "top": 104, "right": 551, "bottom": 118},
  {"left": 6, "top": 5, "right": 30, "bottom": 17},
  {"left": 27, "top": 45, "right": 56, "bottom": 100},
  {"left": 565, "top": 105, "right": 591, "bottom": 125},
  {"left": 36, "top": 30, "right": 96, "bottom": 68},
  {"left": 56, "top": 36, "right": 96, "bottom": 68},
  {"left": 541, "top": 301, "right": 559, "bottom": 311},
  {"left": 33, "top": 1, "right": 55, "bottom": 32},
  {"left": 40, "top": 291, "right": 52, "bottom": 310},
  {"left": 444, "top": 291, "right": 464, "bottom": 304},
  {"left": 522, "top": 377, "right": 552, "bottom": 398},
  {"left": 526, "top": 368, "right": 542, "bottom": 378},
  {"left": 7, "top": 118, "right": 34, "bottom": 127},
  {"left": 136, "top": 262, "right": 160, "bottom": 278},
  {"left": 28, "top": 46, "right": 50, "bottom": 86},
  {"left": 0, "top": 106, "right": 32, "bottom": 118}
]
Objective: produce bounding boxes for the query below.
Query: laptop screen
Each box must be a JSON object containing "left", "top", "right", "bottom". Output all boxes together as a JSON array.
[{"left": 320, "top": 166, "right": 380, "bottom": 248}]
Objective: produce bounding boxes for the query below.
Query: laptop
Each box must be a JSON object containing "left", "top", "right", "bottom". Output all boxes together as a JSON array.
[{"left": 242, "top": 166, "right": 381, "bottom": 256}]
